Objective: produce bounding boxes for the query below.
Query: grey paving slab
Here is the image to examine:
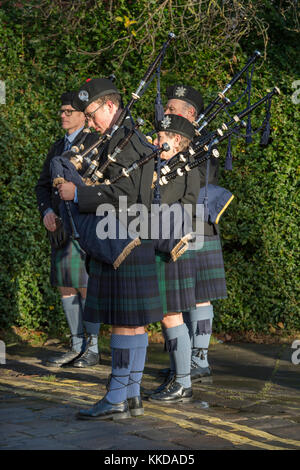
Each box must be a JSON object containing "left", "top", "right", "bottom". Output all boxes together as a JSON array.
[{"left": 0, "top": 341, "right": 299, "bottom": 450}]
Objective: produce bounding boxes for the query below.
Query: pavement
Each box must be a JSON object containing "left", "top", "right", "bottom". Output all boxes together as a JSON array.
[{"left": 0, "top": 338, "right": 300, "bottom": 452}]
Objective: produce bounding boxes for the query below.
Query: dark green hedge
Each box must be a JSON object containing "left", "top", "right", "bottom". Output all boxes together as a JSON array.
[{"left": 0, "top": 0, "right": 299, "bottom": 334}]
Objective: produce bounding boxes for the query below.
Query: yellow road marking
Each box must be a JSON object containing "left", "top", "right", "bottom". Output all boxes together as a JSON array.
[
  {"left": 33, "top": 378, "right": 98, "bottom": 388},
  {"left": 145, "top": 403, "right": 300, "bottom": 448},
  {"left": 0, "top": 384, "right": 89, "bottom": 406},
  {"left": 1, "top": 376, "right": 299, "bottom": 450},
  {"left": 0, "top": 378, "right": 98, "bottom": 402},
  {"left": 144, "top": 408, "right": 288, "bottom": 450}
]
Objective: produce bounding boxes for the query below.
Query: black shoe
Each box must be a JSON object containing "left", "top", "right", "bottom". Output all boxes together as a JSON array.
[
  {"left": 149, "top": 379, "right": 193, "bottom": 404},
  {"left": 76, "top": 396, "right": 130, "bottom": 421},
  {"left": 142, "top": 372, "right": 175, "bottom": 397},
  {"left": 46, "top": 349, "right": 82, "bottom": 367},
  {"left": 71, "top": 350, "right": 100, "bottom": 368},
  {"left": 127, "top": 396, "right": 144, "bottom": 416},
  {"left": 158, "top": 367, "right": 171, "bottom": 377},
  {"left": 191, "top": 365, "right": 212, "bottom": 383}
]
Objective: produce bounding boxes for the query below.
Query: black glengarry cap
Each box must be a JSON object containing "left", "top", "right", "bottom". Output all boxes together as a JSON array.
[
  {"left": 166, "top": 85, "right": 204, "bottom": 115},
  {"left": 61, "top": 91, "right": 82, "bottom": 111},
  {"left": 72, "top": 78, "right": 120, "bottom": 111},
  {"left": 156, "top": 114, "right": 195, "bottom": 140}
]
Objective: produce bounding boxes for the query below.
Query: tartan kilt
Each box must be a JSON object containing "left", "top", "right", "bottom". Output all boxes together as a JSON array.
[
  {"left": 156, "top": 233, "right": 227, "bottom": 314},
  {"left": 50, "top": 239, "right": 88, "bottom": 288},
  {"left": 194, "top": 234, "right": 227, "bottom": 303},
  {"left": 84, "top": 240, "right": 163, "bottom": 326},
  {"left": 156, "top": 250, "right": 196, "bottom": 315}
]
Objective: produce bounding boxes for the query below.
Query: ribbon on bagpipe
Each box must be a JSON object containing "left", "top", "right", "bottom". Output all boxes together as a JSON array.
[
  {"left": 189, "top": 51, "right": 261, "bottom": 170},
  {"left": 187, "top": 87, "right": 280, "bottom": 173},
  {"left": 158, "top": 84, "right": 280, "bottom": 224},
  {"left": 194, "top": 50, "right": 261, "bottom": 128},
  {"left": 223, "top": 59, "right": 256, "bottom": 167}
]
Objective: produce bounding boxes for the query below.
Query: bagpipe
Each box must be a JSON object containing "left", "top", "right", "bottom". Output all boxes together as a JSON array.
[
  {"left": 50, "top": 145, "right": 165, "bottom": 269},
  {"left": 50, "top": 33, "right": 190, "bottom": 268},
  {"left": 66, "top": 32, "right": 176, "bottom": 183},
  {"left": 51, "top": 140, "right": 193, "bottom": 267},
  {"left": 159, "top": 50, "right": 264, "bottom": 177},
  {"left": 158, "top": 85, "right": 280, "bottom": 224}
]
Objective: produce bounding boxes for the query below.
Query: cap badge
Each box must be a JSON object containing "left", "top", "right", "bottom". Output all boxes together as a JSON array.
[
  {"left": 175, "top": 86, "right": 187, "bottom": 98},
  {"left": 78, "top": 90, "right": 89, "bottom": 102},
  {"left": 161, "top": 115, "right": 172, "bottom": 130}
]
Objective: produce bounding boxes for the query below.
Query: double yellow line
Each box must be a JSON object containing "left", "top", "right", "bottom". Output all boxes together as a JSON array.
[{"left": 0, "top": 376, "right": 299, "bottom": 450}]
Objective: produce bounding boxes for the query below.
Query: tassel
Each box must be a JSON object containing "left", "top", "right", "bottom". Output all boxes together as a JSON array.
[
  {"left": 196, "top": 319, "right": 212, "bottom": 336},
  {"left": 260, "top": 96, "right": 272, "bottom": 147},
  {"left": 203, "top": 197, "right": 209, "bottom": 222},
  {"left": 224, "top": 136, "right": 233, "bottom": 170},
  {"left": 113, "top": 349, "right": 130, "bottom": 369},
  {"left": 155, "top": 94, "right": 165, "bottom": 123},
  {"left": 166, "top": 338, "right": 177, "bottom": 352},
  {"left": 153, "top": 153, "right": 162, "bottom": 205},
  {"left": 246, "top": 114, "right": 252, "bottom": 144},
  {"left": 260, "top": 120, "right": 271, "bottom": 146}
]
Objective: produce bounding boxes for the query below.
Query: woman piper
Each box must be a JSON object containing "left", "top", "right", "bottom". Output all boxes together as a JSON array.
[{"left": 146, "top": 114, "right": 201, "bottom": 403}]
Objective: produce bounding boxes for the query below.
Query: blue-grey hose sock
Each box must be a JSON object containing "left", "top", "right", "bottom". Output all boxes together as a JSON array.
[
  {"left": 127, "top": 333, "right": 148, "bottom": 399},
  {"left": 106, "top": 334, "right": 137, "bottom": 404},
  {"left": 61, "top": 295, "right": 85, "bottom": 353},
  {"left": 162, "top": 325, "right": 176, "bottom": 374},
  {"left": 164, "top": 323, "right": 191, "bottom": 389},
  {"left": 83, "top": 320, "right": 100, "bottom": 354},
  {"left": 183, "top": 305, "right": 214, "bottom": 368}
]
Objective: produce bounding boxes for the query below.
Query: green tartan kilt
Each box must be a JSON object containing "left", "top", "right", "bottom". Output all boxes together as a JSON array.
[
  {"left": 156, "top": 234, "right": 227, "bottom": 315},
  {"left": 194, "top": 234, "right": 227, "bottom": 303},
  {"left": 84, "top": 240, "right": 163, "bottom": 326},
  {"left": 156, "top": 249, "right": 196, "bottom": 315},
  {"left": 50, "top": 239, "right": 88, "bottom": 288}
]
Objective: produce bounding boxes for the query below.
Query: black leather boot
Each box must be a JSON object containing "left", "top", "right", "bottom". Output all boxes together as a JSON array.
[
  {"left": 46, "top": 349, "right": 82, "bottom": 367},
  {"left": 127, "top": 396, "right": 144, "bottom": 416},
  {"left": 191, "top": 364, "right": 212, "bottom": 383},
  {"left": 142, "top": 371, "right": 175, "bottom": 397},
  {"left": 72, "top": 349, "right": 100, "bottom": 368},
  {"left": 149, "top": 378, "right": 193, "bottom": 404},
  {"left": 76, "top": 395, "right": 130, "bottom": 421}
]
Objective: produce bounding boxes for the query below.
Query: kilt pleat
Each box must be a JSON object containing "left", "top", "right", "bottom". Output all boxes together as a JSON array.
[
  {"left": 194, "top": 235, "right": 227, "bottom": 303},
  {"left": 156, "top": 234, "right": 227, "bottom": 314},
  {"left": 50, "top": 239, "right": 88, "bottom": 288},
  {"left": 84, "top": 240, "right": 163, "bottom": 326},
  {"left": 156, "top": 251, "right": 196, "bottom": 315}
]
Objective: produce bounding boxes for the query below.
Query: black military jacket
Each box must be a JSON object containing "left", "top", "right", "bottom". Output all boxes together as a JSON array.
[
  {"left": 158, "top": 156, "right": 200, "bottom": 208},
  {"left": 35, "top": 129, "right": 99, "bottom": 218},
  {"left": 77, "top": 118, "right": 155, "bottom": 214}
]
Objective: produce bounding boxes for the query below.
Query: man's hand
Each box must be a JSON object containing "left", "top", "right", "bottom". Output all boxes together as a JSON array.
[
  {"left": 43, "top": 211, "right": 57, "bottom": 232},
  {"left": 58, "top": 182, "right": 76, "bottom": 201}
]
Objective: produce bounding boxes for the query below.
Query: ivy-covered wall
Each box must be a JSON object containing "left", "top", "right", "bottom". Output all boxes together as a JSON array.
[{"left": 0, "top": 0, "right": 299, "bottom": 334}]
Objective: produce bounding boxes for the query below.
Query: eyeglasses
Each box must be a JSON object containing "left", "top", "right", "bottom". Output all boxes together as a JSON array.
[
  {"left": 84, "top": 104, "right": 103, "bottom": 121},
  {"left": 58, "top": 109, "right": 78, "bottom": 117}
]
